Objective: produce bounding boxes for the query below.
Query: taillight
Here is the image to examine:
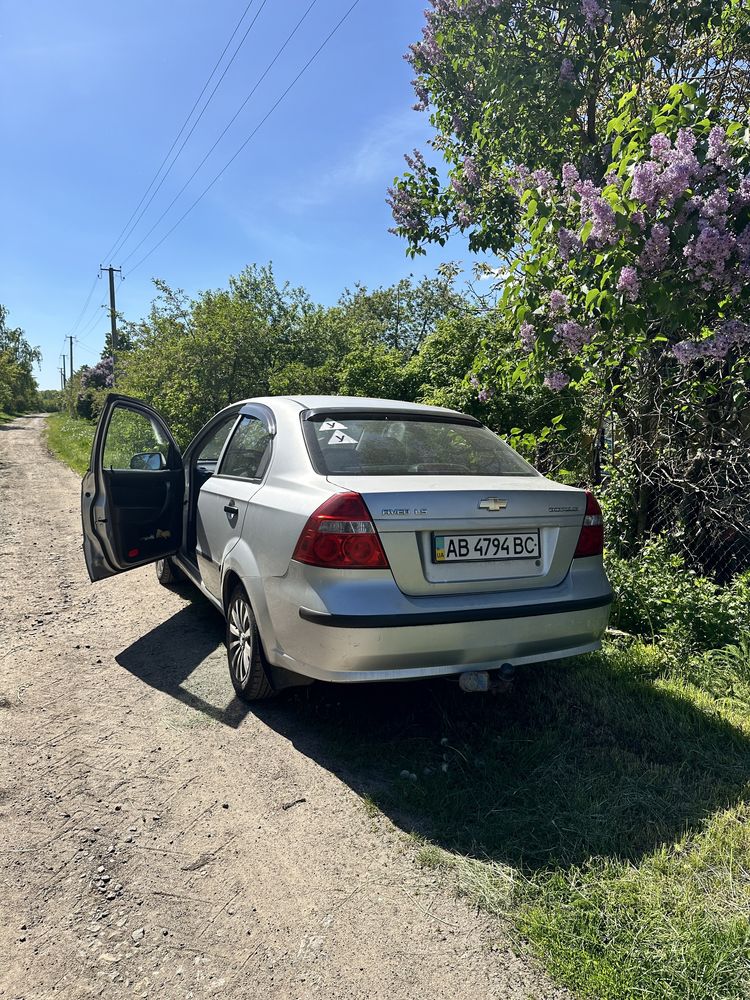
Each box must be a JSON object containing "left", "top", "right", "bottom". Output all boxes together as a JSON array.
[
  {"left": 292, "top": 492, "right": 390, "bottom": 569},
  {"left": 574, "top": 490, "right": 604, "bottom": 557}
]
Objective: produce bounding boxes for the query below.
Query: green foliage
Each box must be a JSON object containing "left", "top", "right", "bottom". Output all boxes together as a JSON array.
[
  {"left": 117, "top": 265, "right": 477, "bottom": 446},
  {"left": 0, "top": 305, "right": 40, "bottom": 413},
  {"left": 391, "top": 0, "right": 750, "bottom": 255},
  {"left": 606, "top": 539, "right": 748, "bottom": 650},
  {"left": 44, "top": 413, "right": 95, "bottom": 476},
  {"left": 35, "top": 388, "right": 63, "bottom": 412}
]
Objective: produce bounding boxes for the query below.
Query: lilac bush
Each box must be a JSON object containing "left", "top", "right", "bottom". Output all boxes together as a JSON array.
[
  {"left": 80, "top": 356, "right": 114, "bottom": 390},
  {"left": 501, "top": 86, "right": 750, "bottom": 389}
]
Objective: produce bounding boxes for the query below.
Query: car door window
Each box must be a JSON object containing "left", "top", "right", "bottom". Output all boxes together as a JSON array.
[
  {"left": 102, "top": 407, "right": 170, "bottom": 470},
  {"left": 218, "top": 415, "right": 271, "bottom": 480},
  {"left": 196, "top": 416, "right": 237, "bottom": 474}
]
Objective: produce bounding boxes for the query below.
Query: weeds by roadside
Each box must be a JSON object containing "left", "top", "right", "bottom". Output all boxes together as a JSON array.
[{"left": 43, "top": 412, "right": 94, "bottom": 476}]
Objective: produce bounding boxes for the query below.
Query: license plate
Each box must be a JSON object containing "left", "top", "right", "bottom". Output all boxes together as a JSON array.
[{"left": 433, "top": 531, "right": 540, "bottom": 563}]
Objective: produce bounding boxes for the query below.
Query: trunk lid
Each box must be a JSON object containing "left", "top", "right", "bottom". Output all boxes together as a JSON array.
[{"left": 327, "top": 473, "right": 586, "bottom": 596}]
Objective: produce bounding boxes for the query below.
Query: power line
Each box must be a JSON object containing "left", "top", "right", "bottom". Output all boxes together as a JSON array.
[
  {"left": 121, "top": 0, "right": 319, "bottom": 269},
  {"left": 104, "top": 0, "right": 269, "bottom": 263},
  {"left": 127, "top": 0, "right": 362, "bottom": 276},
  {"left": 64, "top": 274, "right": 100, "bottom": 339}
]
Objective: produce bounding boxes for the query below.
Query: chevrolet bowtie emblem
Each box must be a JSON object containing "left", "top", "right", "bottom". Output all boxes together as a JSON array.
[{"left": 478, "top": 498, "right": 508, "bottom": 511}]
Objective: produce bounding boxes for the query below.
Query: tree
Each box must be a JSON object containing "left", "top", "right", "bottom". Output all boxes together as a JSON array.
[
  {"left": 388, "top": 0, "right": 750, "bottom": 256},
  {"left": 0, "top": 306, "right": 40, "bottom": 412},
  {"left": 487, "top": 85, "right": 750, "bottom": 556}
]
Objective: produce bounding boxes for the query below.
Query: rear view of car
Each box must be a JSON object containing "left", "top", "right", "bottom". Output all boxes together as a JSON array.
[{"left": 252, "top": 401, "right": 612, "bottom": 689}]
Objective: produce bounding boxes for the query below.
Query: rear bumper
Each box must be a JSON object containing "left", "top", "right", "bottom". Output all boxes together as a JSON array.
[{"left": 261, "top": 562, "right": 612, "bottom": 683}]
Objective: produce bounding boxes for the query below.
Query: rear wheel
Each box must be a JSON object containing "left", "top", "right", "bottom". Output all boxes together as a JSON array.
[
  {"left": 226, "top": 585, "right": 275, "bottom": 702},
  {"left": 155, "top": 557, "right": 183, "bottom": 586}
]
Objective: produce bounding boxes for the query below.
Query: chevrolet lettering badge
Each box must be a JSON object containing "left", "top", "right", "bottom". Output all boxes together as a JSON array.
[{"left": 478, "top": 498, "right": 508, "bottom": 511}]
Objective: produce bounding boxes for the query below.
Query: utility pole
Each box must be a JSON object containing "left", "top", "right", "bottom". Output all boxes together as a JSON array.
[
  {"left": 59, "top": 368, "right": 65, "bottom": 392},
  {"left": 67, "top": 335, "right": 74, "bottom": 382},
  {"left": 61, "top": 354, "right": 67, "bottom": 387},
  {"left": 99, "top": 265, "right": 122, "bottom": 383}
]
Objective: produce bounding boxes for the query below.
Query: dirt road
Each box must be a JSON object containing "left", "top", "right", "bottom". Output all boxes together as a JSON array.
[{"left": 0, "top": 414, "right": 566, "bottom": 1000}]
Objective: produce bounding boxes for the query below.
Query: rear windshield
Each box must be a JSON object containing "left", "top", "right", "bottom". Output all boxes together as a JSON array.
[{"left": 302, "top": 413, "right": 538, "bottom": 477}]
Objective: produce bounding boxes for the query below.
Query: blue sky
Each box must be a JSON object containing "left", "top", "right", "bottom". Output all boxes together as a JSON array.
[{"left": 0, "top": 0, "right": 468, "bottom": 390}]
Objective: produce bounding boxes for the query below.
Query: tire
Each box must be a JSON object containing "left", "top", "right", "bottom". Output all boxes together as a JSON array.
[
  {"left": 226, "top": 585, "right": 275, "bottom": 702},
  {"left": 155, "top": 556, "right": 183, "bottom": 586}
]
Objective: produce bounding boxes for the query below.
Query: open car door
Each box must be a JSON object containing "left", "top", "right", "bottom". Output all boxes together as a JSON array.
[{"left": 81, "top": 394, "right": 184, "bottom": 582}]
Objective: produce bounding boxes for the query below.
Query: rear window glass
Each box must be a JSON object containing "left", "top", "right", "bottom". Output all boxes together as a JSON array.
[{"left": 302, "top": 413, "right": 537, "bottom": 477}]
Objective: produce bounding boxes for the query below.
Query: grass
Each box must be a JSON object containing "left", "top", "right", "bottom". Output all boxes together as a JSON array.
[
  {"left": 0, "top": 409, "right": 17, "bottom": 424},
  {"left": 269, "top": 638, "right": 750, "bottom": 1000},
  {"left": 44, "top": 411, "right": 95, "bottom": 475}
]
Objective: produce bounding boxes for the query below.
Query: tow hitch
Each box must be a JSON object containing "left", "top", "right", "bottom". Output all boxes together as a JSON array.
[{"left": 458, "top": 663, "right": 515, "bottom": 694}]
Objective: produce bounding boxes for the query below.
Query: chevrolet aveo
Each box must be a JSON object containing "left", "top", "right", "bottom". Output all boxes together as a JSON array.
[{"left": 81, "top": 394, "right": 612, "bottom": 701}]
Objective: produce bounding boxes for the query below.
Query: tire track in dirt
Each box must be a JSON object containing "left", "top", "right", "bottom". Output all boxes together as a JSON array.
[{"left": 0, "top": 414, "right": 569, "bottom": 1000}]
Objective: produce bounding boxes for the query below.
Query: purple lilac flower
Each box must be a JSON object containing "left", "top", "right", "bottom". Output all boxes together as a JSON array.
[
  {"left": 544, "top": 371, "right": 571, "bottom": 390},
  {"left": 456, "top": 202, "right": 473, "bottom": 228},
  {"left": 559, "top": 58, "right": 575, "bottom": 83},
  {"left": 707, "top": 126, "right": 734, "bottom": 171},
  {"left": 451, "top": 175, "right": 467, "bottom": 196},
  {"left": 649, "top": 133, "right": 672, "bottom": 162},
  {"left": 478, "top": 388, "right": 490, "bottom": 403},
  {"left": 581, "top": 0, "right": 606, "bottom": 29},
  {"left": 736, "top": 225, "right": 750, "bottom": 262},
  {"left": 675, "top": 128, "right": 696, "bottom": 156},
  {"left": 699, "top": 185, "right": 730, "bottom": 225},
  {"left": 412, "top": 82, "right": 429, "bottom": 112},
  {"left": 574, "top": 179, "right": 616, "bottom": 245},
  {"left": 617, "top": 266, "right": 640, "bottom": 302},
  {"left": 590, "top": 198, "right": 617, "bottom": 243},
  {"left": 387, "top": 185, "right": 422, "bottom": 233},
  {"left": 404, "top": 148, "right": 427, "bottom": 174},
  {"left": 532, "top": 168, "right": 556, "bottom": 193},
  {"left": 630, "top": 210, "right": 646, "bottom": 231},
  {"left": 733, "top": 175, "right": 750, "bottom": 209},
  {"left": 463, "top": 155, "right": 481, "bottom": 188},
  {"left": 631, "top": 161, "right": 661, "bottom": 210},
  {"left": 549, "top": 290, "right": 569, "bottom": 314},
  {"left": 509, "top": 164, "right": 531, "bottom": 196},
  {"left": 684, "top": 225, "right": 735, "bottom": 283},
  {"left": 558, "top": 227, "right": 582, "bottom": 261},
  {"left": 638, "top": 222, "right": 670, "bottom": 274},
  {"left": 562, "top": 163, "right": 579, "bottom": 189},
  {"left": 519, "top": 322, "right": 536, "bottom": 351},
  {"left": 554, "top": 320, "right": 594, "bottom": 352},
  {"left": 672, "top": 320, "right": 750, "bottom": 364}
]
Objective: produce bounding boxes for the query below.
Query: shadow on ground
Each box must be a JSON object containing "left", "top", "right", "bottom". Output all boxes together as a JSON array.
[
  {"left": 116, "top": 598, "right": 750, "bottom": 870},
  {"left": 257, "top": 656, "right": 750, "bottom": 871},
  {"left": 115, "top": 589, "right": 252, "bottom": 729},
  {"left": 0, "top": 414, "right": 44, "bottom": 431}
]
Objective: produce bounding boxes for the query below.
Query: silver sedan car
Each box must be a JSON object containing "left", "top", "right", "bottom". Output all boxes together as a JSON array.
[{"left": 82, "top": 394, "right": 611, "bottom": 701}]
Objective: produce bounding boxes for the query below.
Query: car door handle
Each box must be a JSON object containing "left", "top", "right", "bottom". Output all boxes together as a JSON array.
[{"left": 224, "top": 503, "right": 238, "bottom": 520}]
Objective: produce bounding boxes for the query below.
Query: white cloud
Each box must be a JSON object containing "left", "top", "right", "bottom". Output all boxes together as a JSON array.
[{"left": 283, "top": 109, "right": 429, "bottom": 213}]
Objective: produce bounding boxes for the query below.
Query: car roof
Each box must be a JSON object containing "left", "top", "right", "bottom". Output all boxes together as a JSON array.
[{"left": 283, "top": 395, "right": 462, "bottom": 415}]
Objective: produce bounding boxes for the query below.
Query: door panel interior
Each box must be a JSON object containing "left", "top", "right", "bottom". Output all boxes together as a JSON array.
[
  {"left": 81, "top": 393, "right": 185, "bottom": 582},
  {"left": 103, "top": 469, "right": 184, "bottom": 565}
]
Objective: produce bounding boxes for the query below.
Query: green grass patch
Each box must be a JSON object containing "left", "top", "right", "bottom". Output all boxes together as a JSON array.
[
  {"left": 0, "top": 409, "right": 16, "bottom": 424},
  {"left": 271, "top": 638, "right": 750, "bottom": 999},
  {"left": 44, "top": 412, "right": 95, "bottom": 475}
]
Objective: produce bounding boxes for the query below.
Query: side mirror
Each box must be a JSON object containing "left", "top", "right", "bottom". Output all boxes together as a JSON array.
[{"left": 130, "top": 452, "right": 166, "bottom": 471}]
